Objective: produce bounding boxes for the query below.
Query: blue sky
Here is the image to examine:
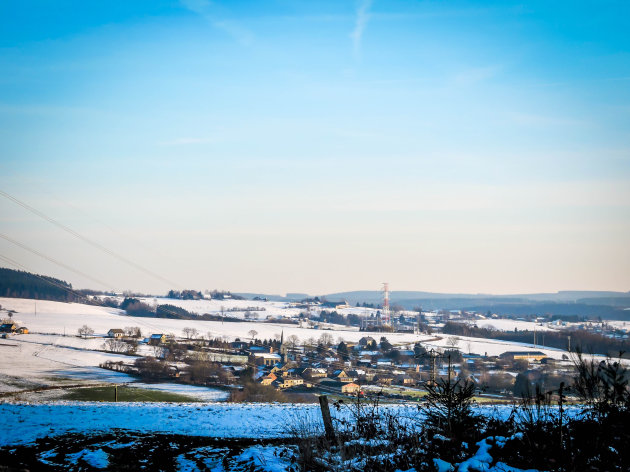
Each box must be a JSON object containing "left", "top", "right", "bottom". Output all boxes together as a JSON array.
[{"left": 0, "top": 1, "right": 629, "bottom": 295}]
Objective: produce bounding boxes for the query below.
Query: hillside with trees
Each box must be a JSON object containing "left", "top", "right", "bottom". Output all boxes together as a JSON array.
[{"left": 0, "top": 268, "right": 79, "bottom": 302}]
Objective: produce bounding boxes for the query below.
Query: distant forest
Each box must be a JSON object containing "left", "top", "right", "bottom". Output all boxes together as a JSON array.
[{"left": 0, "top": 268, "right": 79, "bottom": 302}]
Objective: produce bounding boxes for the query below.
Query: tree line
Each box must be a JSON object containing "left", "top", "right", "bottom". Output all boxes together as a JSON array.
[{"left": 0, "top": 268, "right": 79, "bottom": 302}]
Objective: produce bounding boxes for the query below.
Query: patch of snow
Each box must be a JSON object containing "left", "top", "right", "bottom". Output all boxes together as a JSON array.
[
  {"left": 458, "top": 437, "right": 494, "bottom": 472},
  {"left": 66, "top": 448, "right": 109, "bottom": 469},
  {"left": 233, "top": 445, "right": 296, "bottom": 472},
  {"left": 433, "top": 458, "right": 454, "bottom": 472},
  {"left": 128, "top": 382, "right": 229, "bottom": 402}
]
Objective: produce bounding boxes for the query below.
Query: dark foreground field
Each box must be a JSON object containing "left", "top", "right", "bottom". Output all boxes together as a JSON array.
[{"left": 0, "top": 433, "right": 296, "bottom": 472}]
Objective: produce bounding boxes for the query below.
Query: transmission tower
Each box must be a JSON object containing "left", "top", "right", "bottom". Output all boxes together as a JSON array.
[{"left": 382, "top": 282, "right": 391, "bottom": 326}]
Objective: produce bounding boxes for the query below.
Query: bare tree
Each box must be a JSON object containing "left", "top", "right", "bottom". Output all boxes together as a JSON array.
[
  {"left": 124, "top": 326, "right": 142, "bottom": 338},
  {"left": 152, "top": 344, "right": 166, "bottom": 359},
  {"left": 77, "top": 325, "right": 94, "bottom": 338},
  {"left": 286, "top": 334, "right": 300, "bottom": 350},
  {"left": 305, "top": 337, "right": 317, "bottom": 352},
  {"left": 248, "top": 329, "right": 258, "bottom": 342},
  {"left": 446, "top": 336, "right": 460, "bottom": 349},
  {"left": 182, "top": 327, "right": 199, "bottom": 340},
  {"left": 103, "top": 338, "right": 128, "bottom": 353},
  {"left": 319, "top": 332, "right": 334, "bottom": 346}
]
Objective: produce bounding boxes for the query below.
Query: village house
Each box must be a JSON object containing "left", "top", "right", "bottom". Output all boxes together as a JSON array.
[
  {"left": 260, "top": 373, "right": 277, "bottom": 386},
  {"left": 396, "top": 374, "right": 415, "bottom": 386},
  {"left": 500, "top": 351, "right": 548, "bottom": 362},
  {"left": 107, "top": 329, "right": 124, "bottom": 339},
  {"left": 341, "top": 382, "right": 360, "bottom": 395},
  {"left": 149, "top": 333, "right": 166, "bottom": 345},
  {"left": 346, "top": 369, "right": 365, "bottom": 379},
  {"left": 332, "top": 370, "right": 357, "bottom": 383},
  {"left": 275, "top": 376, "right": 304, "bottom": 389},
  {"left": 359, "top": 336, "right": 377, "bottom": 348},
  {"left": 253, "top": 352, "right": 282, "bottom": 366},
  {"left": 375, "top": 374, "right": 394, "bottom": 386},
  {"left": 318, "top": 379, "right": 361, "bottom": 395},
  {"left": 0, "top": 322, "right": 17, "bottom": 333},
  {"left": 301, "top": 367, "right": 327, "bottom": 379}
]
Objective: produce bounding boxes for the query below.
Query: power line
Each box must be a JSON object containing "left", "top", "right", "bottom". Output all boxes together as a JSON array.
[
  {"left": 0, "top": 232, "right": 116, "bottom": 291},
  {"left": 0, "top": 254, "right": 93, "bottom": 303},
  {"left": 37, "top": 187, "right": 185, "bottom": 280},
  {"left": 0, "top": 189, "right": 180, "bottom": 289},
  {"left": 0, "top": 254, "right": 191, "bottom": 326}
]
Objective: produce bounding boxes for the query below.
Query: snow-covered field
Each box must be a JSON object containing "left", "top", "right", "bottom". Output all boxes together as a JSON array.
[
  {"left": 1, "top": 297, "right": 577, "bottom": 357},
  {"left": 466, "top": 318, "right": 557, "bottom": 332},
  {"left": 0, "top": 402, "right": 337, "bottom": 445},
  {"left": 100, "top": 296, "right": 381, "bottom": 322},
  {"left": 1, "top": 297, "right": 407, "bottom": 344},
  {"left": 418, "top": 334, "right": 569, "bottom": 359},
  {"left": 0, "top": 296, "right": 606, "bottom": 394},
  {"left": 0, "top": 401, "right": 585, "bottom": 472},
  {"left": 0, "top": 401, "right": 508, "bottom": 447},
  {"left": 129, "top": 383, "right": 229, "bottom": 402}
]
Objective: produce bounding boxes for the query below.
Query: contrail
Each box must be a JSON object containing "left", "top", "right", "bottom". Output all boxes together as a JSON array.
[{"left": 351, "top": 0, "right": 372, "bottom": 57}]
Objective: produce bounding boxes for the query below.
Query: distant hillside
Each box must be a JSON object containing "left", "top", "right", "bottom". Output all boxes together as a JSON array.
[
  {"left": 461, "top": 303, "right": 630, "bottom": 320},
  {"left": 0, "top": 267, "right": 79, "bottom": 302},
  {"left": 320, "top": 289, "right": 630, "bottom": 319},
  {"left": 234, "top": 292, "right": 290, "bottom": 302},
  {"left": 324, "top": 289, "right": 630, "bottom": 305}
]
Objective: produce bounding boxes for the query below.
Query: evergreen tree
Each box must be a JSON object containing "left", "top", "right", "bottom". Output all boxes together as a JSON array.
[{"left": 337, "top": 341, "right": 349, "bottom": 361}]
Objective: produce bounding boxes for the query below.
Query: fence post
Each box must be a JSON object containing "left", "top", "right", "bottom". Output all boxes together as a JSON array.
[{"left": 319, "top": 395, "right": 335, "bottom": 441}]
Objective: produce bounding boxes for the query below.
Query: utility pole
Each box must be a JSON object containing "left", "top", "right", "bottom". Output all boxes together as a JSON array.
[
  {"left": 567, "top": 335, "right": 571, "bottom": 353},
  {"left": 430, "top": 350, "right": 437, "bottom": 385},
  {"left": 447, "top": 353, "right": 452, "bottom": 385},
  {"left": 318, "top": 395, "right": 335, "bottom": 441},
  {"left": 114, "top": 385, "right": 118, "bottom": 402}
]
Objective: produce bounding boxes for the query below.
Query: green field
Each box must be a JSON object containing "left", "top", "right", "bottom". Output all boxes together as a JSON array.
[{"left": 61, "top": 386, "right": 197, "bottom": 403}]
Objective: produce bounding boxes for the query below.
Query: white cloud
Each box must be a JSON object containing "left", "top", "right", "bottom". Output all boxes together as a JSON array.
[{"left": 350, "top": 0, "right": 372, "bottom": 58}]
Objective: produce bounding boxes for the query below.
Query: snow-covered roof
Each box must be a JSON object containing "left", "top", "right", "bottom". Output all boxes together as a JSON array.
[{"left": 253, "top": 353, "right": 282, "bottom": 359}]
